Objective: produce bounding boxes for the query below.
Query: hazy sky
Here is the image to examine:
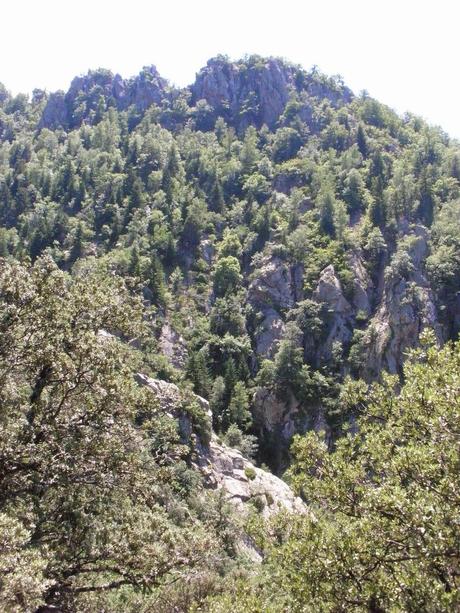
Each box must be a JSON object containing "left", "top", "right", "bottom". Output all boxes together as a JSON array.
[{"left": 2, "top": 0, "right": 459, "bottom": 137}]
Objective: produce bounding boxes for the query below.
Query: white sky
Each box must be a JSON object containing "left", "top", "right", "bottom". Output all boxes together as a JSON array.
[{"left": 2, "top": 0, "right": 459, "bottom": 137}]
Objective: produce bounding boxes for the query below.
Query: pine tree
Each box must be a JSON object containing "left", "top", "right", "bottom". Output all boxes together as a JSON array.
[
  {"left": 224, "top": 358, "right": 238, "bottom": 397},
  {"left": 357, "top": 124, "right": 368, "bottom": 158},
  {"left": 318, "top": 189, "right": 336, "bottom": 237},
  {"left": 69, "top": 222, "right": 84, "bottom": 264},
  {"left": 228, "top": 381, "right": 252, "bottom": 430},
  {"left": 186, "top": 350, "right": 210, "bottom": 398},
  {"left": 148, "top": 251, "right": 166, "bottom": 307},
  {"left": 209, "top": 175, "right": 225, "bottom": 213},
  {"left": 417, "top": 165, "right": 435, "bottom": 226},
  {"left": 368, "top": 194, "right": 386, "bottom": 228},
  {"left": 128, "top": 244, "right": 141, "bottom": 277},
  {"left": 209, "top": 376, "right": 226, "bottom": 431}
]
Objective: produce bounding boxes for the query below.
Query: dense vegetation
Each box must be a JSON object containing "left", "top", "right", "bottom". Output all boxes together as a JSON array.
[
  {"left": 0, "top": 55, "right": 459, "bottom": 611},
  {"left": 206, "top": 335, "right": 460, "bottom": 612}
]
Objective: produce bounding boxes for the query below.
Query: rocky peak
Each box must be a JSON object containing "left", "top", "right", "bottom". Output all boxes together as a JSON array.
[
  {"left": 37, "top": 56, "right": 354, "bottom": 133},
  {"left": 40, "top": 66, "right": 168, "bottom": 130},
  {"left": 122, "top": 65, "right": 168, "bottom": 112},
  {"left": 191, "top": 56, "right": 353, "bottom": 132},
  {"left": 191, "top": 56, "right": 298, "bottom": 130}
]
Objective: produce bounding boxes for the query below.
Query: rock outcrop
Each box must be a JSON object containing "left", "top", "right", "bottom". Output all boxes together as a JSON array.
[
  {"left": 40, "top": 66, "right": 168, "bottom": 130},
  {"left": 136, "top": 374, "right": 304, "bottom": 516},
  {"left": 313, "top": 264, "right": 354, "bottom": 361},
  {"left": 192, "top": 56, "right": 297, "bottom": 130},
  {"left": 248, "top": 254, "right": 300, "bottom": 358},
  {"left": 349, "top": 252, "right": 373, "bottom": 316},
  {"left": 203, "top": 436, "right": 304, "bottom": 517},
  {"left": 159, "top": 322, "right": 187, "bottom": 370},
  {"left": 38, "top": 91, "right": 68, "bottom": 131},
  {"left": 37, "top": 56, "right": 353, "bottom": 134},
  {"left": 363, "top": 228, "right": 442, "bottom": 378},
  {"left": 192, "top": 56, "right": 353, "bottom": 132}
]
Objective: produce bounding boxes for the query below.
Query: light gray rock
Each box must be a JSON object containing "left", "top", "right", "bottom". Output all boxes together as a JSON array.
[
  {"left": 254, "top": 307, "right": 285, "bottom": 358},
  {"left": 362, "top": 229, "right": 442, "bottom": 378},
  {"left": 313, "top": 264, "right": 353, "bottom": 360},
  {"left": 248, "top": 255, "right": 298, "bottom": 358},
  {"left": 253, "top": 386, "right": 299, "bottom": 439},
  {"left": 159, "top": 322, "right": 187, "bottom": 369},
  {"left": 204, "top": 436, "right": 305, "bottom": 516},
  {"left": 349, "top": 252, "right": 373, "bottom": 315},
  {"left": 136, "top": 374, "right": 305, "bottom": 516},
  {"left": 364, "top": 278, "right": 440, "bottom": 377},
  {"left": 248, "top": 256, "right": 294, "bottom": 310}
]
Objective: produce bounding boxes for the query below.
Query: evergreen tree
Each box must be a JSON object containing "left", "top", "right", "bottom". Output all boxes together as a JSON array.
[
  {"left": 69, "top": 221, "right": 84, "bottom": 264},
  {"left": 356, "top": 123, "right": 368, "bottom": 158},
  {"left": 227, "top": 381, "right": 252, "bottom": 430},
  {"left": 148, "top": 251, "right": 166, "bottom": 307},
  {"left": 186, "top": 350, "right": 210, "bottom": 398},
  {"left": 209, "top": 376, "right": 226, "bottom": 430},
  {"left": 318, "top": 188, "right": 336, "bottom": 237},
  {"left": 368, "top": 194, "right": 386, "bottom": 228},
  {"left": 209, "top": 175, "right": 225, "bottom": 213},
  {"left": 128, "top": 244, "right": 141, "bottom": 277}
]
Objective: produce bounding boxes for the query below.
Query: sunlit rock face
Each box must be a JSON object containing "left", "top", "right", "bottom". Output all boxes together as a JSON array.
[
  {"left": 191, "top": 56, "right": 353, "bottom": 132},
  {"left": 136, "top": 374, "right": 305, "bottom": 516}
]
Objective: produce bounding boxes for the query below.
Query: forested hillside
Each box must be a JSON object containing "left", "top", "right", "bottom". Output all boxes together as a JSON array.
[{"left": 0, "top": 56, "right": 459, "bottom": 611}]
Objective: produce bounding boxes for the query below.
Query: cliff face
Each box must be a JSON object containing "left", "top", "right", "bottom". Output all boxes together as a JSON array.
[
  {"left": 248, "top": 254, "right": 301, "bottom": 358},
  {"left": 362, "top": 227, "right": 443, "bottom": 378},
  {"left": 239, "top": 228, "right": 445, "bottom": 463},
  {"left": 191, "top": 57, "right": 296, "bottom": 130}
]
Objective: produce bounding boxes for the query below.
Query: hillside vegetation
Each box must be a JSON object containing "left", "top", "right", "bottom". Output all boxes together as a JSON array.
[{"left": 0, "top": 56, "right": 459, "bottom": 611}]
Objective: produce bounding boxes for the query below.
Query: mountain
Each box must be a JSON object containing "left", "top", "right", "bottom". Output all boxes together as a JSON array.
[{"left": 0, "top": 55, "right": 459, "bottom": 611}]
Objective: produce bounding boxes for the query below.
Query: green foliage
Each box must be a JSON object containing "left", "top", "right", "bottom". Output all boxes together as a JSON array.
[
  {"left": 317, "top": 187, "right": 336, "bottom": 237},
  {"left": 186, "top": 349, "right": 210, "bottom": 398},
  {"left": 1, "top": 56, "right": 460, "bottom": 609},
  {"left": 227, "top": 380, "right": 252, "bottom": 430},
  {"left": 213, "top": 335, "right": 460, "bottom": 611},
  {"left": 0, "top": 257, "right": 235, "bottom": 611},
  {"left": 223, "top": 424, "right": 258, "bottom": 460},
  {"left": 244, "top": 467, "right": 256, "bottom": 481},
  {"left": 213, "top": 256, "right": 242, "bottom": 297}
]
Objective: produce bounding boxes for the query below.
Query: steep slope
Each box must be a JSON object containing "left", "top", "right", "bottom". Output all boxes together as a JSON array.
[{"left": 0, "top": 55, "right": 459, "bottom": 473}]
